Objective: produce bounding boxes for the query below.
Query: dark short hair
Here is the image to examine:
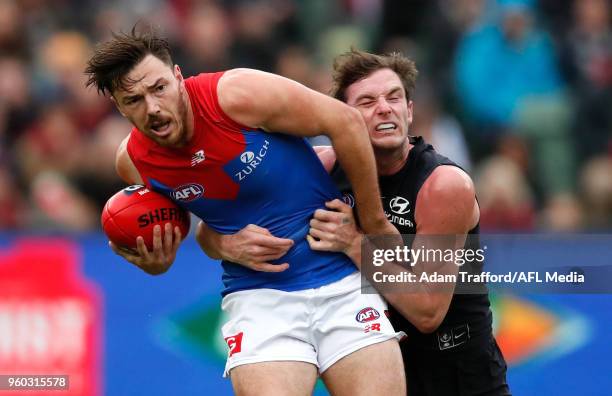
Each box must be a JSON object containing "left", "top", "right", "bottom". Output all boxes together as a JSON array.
[
  {"left": 85, "top": 27, "right": 173, "bottom": 96},
  {"left": 331, "top": 49, "right": 418, "bottom": 102}
]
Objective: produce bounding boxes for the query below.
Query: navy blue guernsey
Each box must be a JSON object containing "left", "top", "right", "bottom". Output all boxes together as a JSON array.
[{"left": 330, "top": 136, "right": 493, "bottom": 344}]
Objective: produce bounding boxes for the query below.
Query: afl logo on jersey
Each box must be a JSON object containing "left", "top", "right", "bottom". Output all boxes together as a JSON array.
[
  {"left": 389, "top": 196, "right": 410, "bottom": 215},
  {"left": 172, "top": 183, "right": 204, "bottom": 202}
]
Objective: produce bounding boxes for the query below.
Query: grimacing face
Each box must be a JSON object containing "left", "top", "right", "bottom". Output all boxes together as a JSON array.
[
  {"left": 344, "top": 68, "right": 413, "bottom": 152},
  {"left": 112, "top": 54, "right": 190, "bottom": 148}
]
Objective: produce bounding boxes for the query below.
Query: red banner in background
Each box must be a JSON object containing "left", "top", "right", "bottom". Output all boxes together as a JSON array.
[{"left": 0, "top": 239, "right": 102, "bottom": 396}]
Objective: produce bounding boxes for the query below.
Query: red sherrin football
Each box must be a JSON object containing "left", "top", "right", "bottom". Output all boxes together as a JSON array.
[{"left": 101, "top": 185, "right": 190, "bottom": 250}]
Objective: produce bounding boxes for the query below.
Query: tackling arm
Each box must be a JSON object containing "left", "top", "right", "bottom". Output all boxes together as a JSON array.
[
  {"left": 378, "top": 166, "right": 478, "bottom": 332},
  {"left": 217, "top": 69, "right": 395, "bottom": 236}
]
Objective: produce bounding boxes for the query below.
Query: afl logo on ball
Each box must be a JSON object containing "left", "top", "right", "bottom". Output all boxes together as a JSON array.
[
  {"left": 172, "top": 183, "right": 204, "bottom": 202},
  {"left": 356, "top": 307, "right": 380, "bottom": 323}
]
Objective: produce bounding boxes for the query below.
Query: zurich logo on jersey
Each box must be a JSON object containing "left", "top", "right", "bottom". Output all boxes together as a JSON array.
[
  {"left": 235, "top": 140, "right": 270, "bottom": 181},
  {"left": 240, "top": 151, "right": 255, "bottom": 163},
  {"left": 172, "top": 183, "right": 204, "bottom": 202}
]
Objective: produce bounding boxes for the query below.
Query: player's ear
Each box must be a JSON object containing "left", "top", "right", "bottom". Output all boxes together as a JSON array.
[
  {"left": 174, "top": 64, "right": 183, "bottom": 82},
  {"left": 110, "top": 95, "right": 127, "bottom": 117},
  {"left": 407, "top": 100, "right": 414, "bottom": 124}
]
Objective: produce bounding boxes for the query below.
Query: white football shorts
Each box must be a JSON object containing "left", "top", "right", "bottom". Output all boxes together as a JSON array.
[{"left": 220, "top": 271, "right": 402, "bottom": 377}]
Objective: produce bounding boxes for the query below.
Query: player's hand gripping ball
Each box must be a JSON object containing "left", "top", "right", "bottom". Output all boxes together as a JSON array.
[{"left": 101, "top": 185, "right": 190, "bottom": 250}]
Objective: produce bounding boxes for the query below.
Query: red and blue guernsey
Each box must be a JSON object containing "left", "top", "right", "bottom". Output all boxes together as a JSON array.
[{"left": 127, "top": 72, "right": 356, "bottom": 295}]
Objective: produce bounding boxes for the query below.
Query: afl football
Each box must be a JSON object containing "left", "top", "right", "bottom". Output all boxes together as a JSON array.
[{"left": 101, "top": 185, "right": 190, "bottom": 250}]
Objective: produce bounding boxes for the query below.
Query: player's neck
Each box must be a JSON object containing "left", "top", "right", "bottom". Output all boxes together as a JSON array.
[{"left": 375, "top": 140, "right": 411, "bottom": 176}]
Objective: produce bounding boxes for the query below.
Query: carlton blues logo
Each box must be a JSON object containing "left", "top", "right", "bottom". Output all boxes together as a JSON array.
[{"left": 172, "top": 183, "right": 204, "bottom": 202}]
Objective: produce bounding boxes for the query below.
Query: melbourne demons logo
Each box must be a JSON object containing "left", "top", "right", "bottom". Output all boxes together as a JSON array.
[
  {"left": 172, "top": 183, "right": 204, "bottom": 202},
  {"left": 355, "top": 307, "right": 380, "bottom": 323}
]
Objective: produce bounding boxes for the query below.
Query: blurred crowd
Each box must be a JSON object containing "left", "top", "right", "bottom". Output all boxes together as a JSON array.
[{"left": 0, "top": 0, "right": 610, "bottom": 232}]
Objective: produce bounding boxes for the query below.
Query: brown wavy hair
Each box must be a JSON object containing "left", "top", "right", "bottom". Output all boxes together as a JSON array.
[
  {"left": 331, "top": 48, "right": 418, "bottom": 102},
  {"left": 85, "top": 26, "right": 173, "bottom": 96}
]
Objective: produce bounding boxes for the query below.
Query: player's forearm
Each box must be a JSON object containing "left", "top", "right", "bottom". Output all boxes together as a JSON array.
[
  {"left": 360, "top": 234, "right": 458, "bottom": 333},
  {"left": 327, "top": 110, "right": 388, "bottom": 233},
  {"left": 342, "top": 233, "right": 444, "bottom": 331},
  {"left": 368, "top": 261, "right": 449, "bottom": 333},
  {"left": 385, "top": 289, "right": 447, "bottom": 333},
  {"left": 195, "top": 221, "right": 224, "bottom": 260},
  {"left": 345, "top": 233, "right": 363, "bottom": 267}
]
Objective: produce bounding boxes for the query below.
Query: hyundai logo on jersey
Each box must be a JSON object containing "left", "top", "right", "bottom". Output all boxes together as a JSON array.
[
  {"left": 172, "top": 183, "right": 204, "bottom": 202},
  {"left": 389, "top": 196, "right": 411, "bottom": 214}
]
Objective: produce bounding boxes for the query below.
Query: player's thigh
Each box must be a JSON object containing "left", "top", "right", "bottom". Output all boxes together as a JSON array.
[
  {"left": 230, "top": 361, "right": 318, "bottom": 396},
  {"left": 321, "top": 338, "right": 406, "bottom": 396}
]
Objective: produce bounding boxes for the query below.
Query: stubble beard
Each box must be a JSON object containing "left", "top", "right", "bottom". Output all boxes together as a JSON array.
[{"left": 157, "top": 92, "right": 189, "bottom": 148}]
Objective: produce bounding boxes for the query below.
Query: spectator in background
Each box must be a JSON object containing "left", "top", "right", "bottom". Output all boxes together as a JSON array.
[
  {"left": 0, "top": 163, "right": 26, "bottom": 229},
  {"left": 411, "top": 78, "right": 473, "bottom": 171},
  {"left": 14, "top": 102, "right": 98, "bottom": 231},
  {"left": 0, "top": 56, "right": 33, "bottom": 149},
  {"left": 475, "top": 156, "right": 537, "bottom": 231},
  {"left": 562, "top": 0, "right": 612, "bottom": 164},
  {"left": 0, "top": 0, "right": 28, "bottom": 58},
  {"left": 454, "top": 0, "right": 581, "bottom": 228},
  {"left": 173, "top": 2, "right": 232, "bottom": 76},
  {"left": 38, "top": 31, "right": 112, "bottom": 132},
  {"left": 454, "top": 0, "right": 565, "bottom": 133},
  {"left": 580, "top": 156, "right": 612, "bottom": 229},
  {"left": 72, "top": 116, "right": 132, "bottom": 210},
  {"left": 229, "top": 0, "right": 299, "bottom": 72},
  {"left": 421, "top": 0, "right": 490, "bottom": 104},
  {"left": 455, "top": 0, "right": 563, "bottom": 129}
]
